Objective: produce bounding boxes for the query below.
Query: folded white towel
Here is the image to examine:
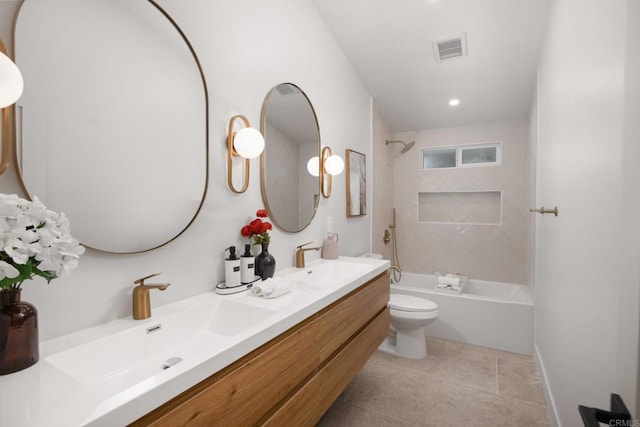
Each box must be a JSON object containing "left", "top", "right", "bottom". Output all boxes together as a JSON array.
[
  {"left": 252, "top": 277, "right": 291, "bottom": 299},
  {"left": 251, "top": 277, "right": 278, "bottom": 296},
  {"left": 437, "top": 275, "right": 461, "bottom": 287}
]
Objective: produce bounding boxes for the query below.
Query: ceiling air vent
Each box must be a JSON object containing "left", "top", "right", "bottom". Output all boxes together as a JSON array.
[{"left": 433, "top": 32, "right": 468, "bottom": 62}]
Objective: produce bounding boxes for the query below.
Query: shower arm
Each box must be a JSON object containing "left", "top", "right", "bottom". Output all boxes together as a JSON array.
[{"left": 385, "top": 139, "right": 415, "bottom": 154}]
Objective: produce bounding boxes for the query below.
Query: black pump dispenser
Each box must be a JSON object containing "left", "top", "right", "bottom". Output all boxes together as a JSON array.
[
  {"left": 242, "top": 244, "right": 252, "bottom": 258},
  {"left": 226, "top": 246, "right": 238, "bottom": 260}
]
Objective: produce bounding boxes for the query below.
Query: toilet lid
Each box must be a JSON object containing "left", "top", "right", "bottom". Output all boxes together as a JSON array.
[{"left": 389, "top": 294, "right": 438, "bottom": 312}]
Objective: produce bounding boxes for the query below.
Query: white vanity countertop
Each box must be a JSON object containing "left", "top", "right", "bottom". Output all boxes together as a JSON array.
[{"left": 0, "top": 256, "right": 390, "bottom": 427}]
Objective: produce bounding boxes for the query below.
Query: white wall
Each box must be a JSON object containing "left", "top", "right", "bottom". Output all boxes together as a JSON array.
[
  {"left": 620, "top": 0, "right": 640, "bottom": 414},
  {"left": 0, "top": 0, "right": 372, "bottom": 340},
  {"left": 534, "top": 0, "right": 639, "bottom": 424}
]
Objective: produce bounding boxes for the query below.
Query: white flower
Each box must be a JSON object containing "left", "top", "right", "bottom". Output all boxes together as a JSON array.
[
  {"left": 0, "top": 193, "right": 84, "bottom": 287},
  {"left": 4, "top": 237, "right": 29, "bottom": 265},
  {"left": 0, "top": 260, "right": 19, "bottom": 280}
]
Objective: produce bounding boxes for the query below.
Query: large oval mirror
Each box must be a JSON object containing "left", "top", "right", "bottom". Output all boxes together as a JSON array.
[
  {"left": 261, "top": 83, "right": 320, "bottom": 232},
  {"left": 14, "top": 0, "right": 208, "bottom": 253}
]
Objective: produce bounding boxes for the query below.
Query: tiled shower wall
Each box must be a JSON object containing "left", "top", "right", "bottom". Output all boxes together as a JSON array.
[
  {"left": 389, "top": 119, "right": 531, "bottom": 284},
  {"left": 371, "top": 104, "right": 394, "bottom": 260}
]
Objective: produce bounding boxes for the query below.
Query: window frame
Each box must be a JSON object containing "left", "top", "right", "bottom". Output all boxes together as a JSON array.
[{"left": 420, "top": 141, "right": 502, "bottom": 170}]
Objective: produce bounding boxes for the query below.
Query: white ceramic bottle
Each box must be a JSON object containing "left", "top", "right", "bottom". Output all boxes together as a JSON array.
[
  {"left": 225, "top": 246, "right": 241, "bottom": 287},
  {"left": 240, "top": 244, "right": 255, "bottom": 284}
]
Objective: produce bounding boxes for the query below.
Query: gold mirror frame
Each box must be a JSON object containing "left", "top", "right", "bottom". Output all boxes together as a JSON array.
[
  {"left": 260, "top": 83, "right": 321, "bottom": 233},
  {"left": 0, "top": 38, "right": 14, "bottom": 176},
  {"left": 13, "top": 0, "right": 210, "bottom": 253}
]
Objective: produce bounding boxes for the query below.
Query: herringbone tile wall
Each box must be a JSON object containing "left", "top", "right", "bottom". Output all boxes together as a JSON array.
[
  {"left": 373, "top": 118, "right": 532, "bottom": 285},
  {"left": 265, "top": 124, "right": 299, "bottom": 228},
  {"left": 371, "top": 106, "right": 394, "bottom": 261}
]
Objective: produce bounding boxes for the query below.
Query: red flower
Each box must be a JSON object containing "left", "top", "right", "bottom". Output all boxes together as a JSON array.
[{"left": 240, "top": 208, "right": 272, "bottom": 245}]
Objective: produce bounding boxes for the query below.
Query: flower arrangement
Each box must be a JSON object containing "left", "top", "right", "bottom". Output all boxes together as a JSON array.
[
  {"left": 0, "top": 194, "right": 85, "bottom": 291},
  {"left": 241, "top": 209, "right": 273, "bottom": 245}
]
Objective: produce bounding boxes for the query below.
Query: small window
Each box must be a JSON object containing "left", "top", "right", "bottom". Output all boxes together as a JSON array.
[
  {"left": 422, "top": 148, "right": 456, "bottom": 169},
  {"left": 421, "top": 142, "right": 501, "bottom": 169}
]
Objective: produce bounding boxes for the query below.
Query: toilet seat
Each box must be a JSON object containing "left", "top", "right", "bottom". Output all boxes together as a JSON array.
[{"left": 389, "top": 294, "right": 438, "bottom": 313}]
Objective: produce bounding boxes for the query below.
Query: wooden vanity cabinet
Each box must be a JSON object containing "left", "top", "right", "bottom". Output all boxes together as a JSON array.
[{"left": 130, "top": 272, "right": 390, "bottom": 427}]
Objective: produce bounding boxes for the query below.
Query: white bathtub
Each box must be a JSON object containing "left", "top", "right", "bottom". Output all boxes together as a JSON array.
[{"left": 392, "top": 272, "right": 534, "bottom": 355}]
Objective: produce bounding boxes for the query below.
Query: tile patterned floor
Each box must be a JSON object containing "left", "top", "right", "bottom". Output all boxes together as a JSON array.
[{"left": 317, "top": 336, "right": 550, "bottom": 427}]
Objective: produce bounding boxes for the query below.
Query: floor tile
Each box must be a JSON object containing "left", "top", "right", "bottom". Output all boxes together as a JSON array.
[
  {"left": 372, "top": 337, "right": 498, "bottom": 393},
  {"left": 345, "top": 358, "right": 439, "bottom": 425},
  {"left": 319, "top": 337, "right": 550, "bottom": 427},
  {"left": 317, "top": 400, "right": 413, "bottom": 427},
  {"left": 498, "top": 357, "right": 547, "bottom": 406}
]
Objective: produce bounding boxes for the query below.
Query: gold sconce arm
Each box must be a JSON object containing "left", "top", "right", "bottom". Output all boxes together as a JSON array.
[
  {"left": 227, "top": 115, "right": 252, "bottom": 194},
  {"left": 0, "top": 106, "right": 11, "bottom": 176},
  {"left": 320, "top": 146, "right": 345, "bottom": 198},
  {"left": 321, "top": 146, "right": 332, "bottom": 198},
  {"left": 0, "top": 38, "right": 23, "bottom": 176},
  {"left": 226, "top": 114, "right": 265, "bottom": 194}
]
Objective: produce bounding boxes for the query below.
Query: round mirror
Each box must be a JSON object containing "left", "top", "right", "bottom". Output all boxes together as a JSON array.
[
  {"left": 14, "top": 0, "right": 208, "bottom": 253},
  {"left": 260, "top": 83, "right": 320, "bottom": 232}
]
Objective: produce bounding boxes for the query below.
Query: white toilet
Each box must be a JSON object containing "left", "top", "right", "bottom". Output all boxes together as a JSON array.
[{"left": 386, "top": 294, "right": 439, "bottom": 359}]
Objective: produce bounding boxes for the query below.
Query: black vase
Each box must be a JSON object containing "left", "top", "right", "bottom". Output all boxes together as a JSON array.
[
  {"left": 255, "top": 243, "right": 276, "bottom": 280},
  {"left": 0, "top": 290, "right": 39, "bottom": 375}
]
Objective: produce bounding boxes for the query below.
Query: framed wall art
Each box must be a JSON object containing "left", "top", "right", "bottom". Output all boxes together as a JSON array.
[{"left": 346, "top": 149, "right": 366, "bottom": 217}]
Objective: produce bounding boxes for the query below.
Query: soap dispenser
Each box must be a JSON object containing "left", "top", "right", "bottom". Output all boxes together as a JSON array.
[
  {"left": 240, "top": 244, "right": 255, "bottom": 284},
  {"left": 321, "top": 233, "right": 339, "bottom": 259},
  {"left": 225, "top": 246, "right": 241, "bottom": 287}
]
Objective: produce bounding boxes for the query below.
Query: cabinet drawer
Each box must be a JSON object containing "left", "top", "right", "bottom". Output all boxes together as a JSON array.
[
  {"left": 319, "top": 307, "right": 390, "bottom": 415},
  {"left": 318, "top": 272, "right": 389, "bottom": 361},
  {"left": 261, "top": 373, "right": 321, "bottom": 427},
  {"left": 133, "top": 320, "right": 320, "bottom": 427}
]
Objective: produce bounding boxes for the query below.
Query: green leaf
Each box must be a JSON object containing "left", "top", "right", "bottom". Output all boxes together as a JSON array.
[
  {"left": 0, "top": 260, "right": 33, "bottom": 290},
  {"left": 32, "top": 266, "right": 56, "bottom": 284}
]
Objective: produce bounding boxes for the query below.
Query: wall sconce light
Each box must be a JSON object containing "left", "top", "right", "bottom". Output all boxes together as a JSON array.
[
  {"left": 307, "top": 156, "right": 320, "bottom": 177},
  {"left": 0, "top": 48, "right": 23, "bottom": 108},
  {"left": 227, "top": 114, "right": 265, "bottom": 194},
  {"left": 320, "top": 146, "right": 344, "bottom": 198},
  {"left": 0, "top": 39, "right": 24, "bottom": 176}
]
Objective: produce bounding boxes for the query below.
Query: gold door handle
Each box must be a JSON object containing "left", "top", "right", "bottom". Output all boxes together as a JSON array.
[{"left": 529, "top": 206, "right": 558, "bottom": 216}]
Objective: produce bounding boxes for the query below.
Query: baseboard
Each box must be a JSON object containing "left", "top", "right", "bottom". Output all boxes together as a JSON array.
[{"left": 535, "top": 344, "right": 561, "bottom": 427}]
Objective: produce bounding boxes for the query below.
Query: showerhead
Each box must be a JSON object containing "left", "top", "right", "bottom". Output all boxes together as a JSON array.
[
  {"left": 385, "top": 139, "right": 415, "bottom": 154},
  {"left": 401, "top": 140, "right": 415, "bottom": 153}
]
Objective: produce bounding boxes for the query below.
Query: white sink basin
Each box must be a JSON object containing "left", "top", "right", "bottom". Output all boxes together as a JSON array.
[
  {"left": 290, "top": 260, "right": 371, "bottom": 292},
  {"left": 209, "top": 300, "right": 279, "bottom": 337},
  {"left": 45, "top": 298, "right": 277, "bottom": 395}
]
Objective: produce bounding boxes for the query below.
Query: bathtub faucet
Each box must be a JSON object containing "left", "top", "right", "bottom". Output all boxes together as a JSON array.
[{"left": 389, "top": 265, "right": 401, "bottom": 283}]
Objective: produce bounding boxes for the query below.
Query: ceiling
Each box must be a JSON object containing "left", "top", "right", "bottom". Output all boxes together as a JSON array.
[{"left": 311, "top": 0, "right": 551, "bottom": 132}]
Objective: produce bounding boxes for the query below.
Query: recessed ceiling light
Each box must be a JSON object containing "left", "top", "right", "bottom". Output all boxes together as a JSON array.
[{"left": 449, "top": 99, "right": 460, "bottom": 107}]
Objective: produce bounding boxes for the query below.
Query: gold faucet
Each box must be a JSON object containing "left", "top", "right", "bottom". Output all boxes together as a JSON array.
[
  {"left": 295, "top": 242, "right": 321, "bottom": 268},
  {"left": 132, "top": 273, "right": 170, "bottom": 320}
]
